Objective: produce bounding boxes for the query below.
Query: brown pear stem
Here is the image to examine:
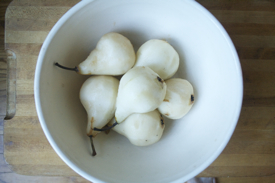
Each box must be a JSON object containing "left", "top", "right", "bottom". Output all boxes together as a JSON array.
[
  {"left": 89, "top": 136, "right": 97, "bottom": 156},
  {"left": 93, "top": 121, "right": 118, "bottom": 131},
  {"left": 54, "top": 62, "right": 79, "bottom": 72}
]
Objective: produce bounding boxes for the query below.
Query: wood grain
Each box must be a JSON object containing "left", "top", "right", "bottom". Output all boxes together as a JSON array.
[
  {"left": 216, "top": 176, "right": 275, "bottom": 183},
  {"left": 198, "top": 0, "right": 275, "bottom": 11},
  {"left": 0, "top": 172, "right": 90, "bottom": 183},
  {"left": 211, "top": 10, "right": 275, "bottom": 24},
  {"left": 0, "top": 0, "right": 275, "bottom": 183}
]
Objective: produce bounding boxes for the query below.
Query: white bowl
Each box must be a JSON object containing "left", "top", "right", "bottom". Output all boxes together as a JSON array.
[{"left": 34, "top": 0, "right": 243, "bottom": 182}]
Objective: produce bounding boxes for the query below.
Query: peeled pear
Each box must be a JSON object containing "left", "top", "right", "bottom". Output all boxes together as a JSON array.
[
  {"left": 134, "top": 39, "right": 179, "bottom": 80},
  {"left": 110, "top": 110, "right": 165, "bottom": 146},
  {"left": 80, "top": 76, "right": 119, "bottom": 137},
  {"left": 55, "top": 32, "right": 135, "bottom": 75},
  {"left": 158, "top": 78, "right": 194, "bottom": 119},
  {"left": 115, "top": 66, "right": 167, "bottom": 123}
]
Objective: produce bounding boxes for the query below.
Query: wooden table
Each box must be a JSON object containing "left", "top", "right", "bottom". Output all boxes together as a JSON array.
[{"left": 1, "top": 0, "right": 275, "bottom": 182}]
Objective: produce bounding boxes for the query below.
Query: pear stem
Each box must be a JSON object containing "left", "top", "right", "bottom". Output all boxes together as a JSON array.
[
  {"left": 93, "top": 121, "right": 118, "bottom": 131},
  {"left": 89, "top": 136, "right": 97, "bottom": 156},
  {"left": 54, "top": 62, "right": 78, "bottom": 72}
]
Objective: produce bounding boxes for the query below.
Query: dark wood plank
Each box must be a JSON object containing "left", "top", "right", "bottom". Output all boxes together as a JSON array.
[
  {"left": 237, "top": 47, "right": 275, "bottom": 60},
  {"left": 201, "top": 166, "right": 275, "bottom": 177},
  {"left": 241, "top": 59, "right": 275, "bottom": 100},
  {"left": 211, "top": 10, "right": 275, "bottom": 24},
  {"left": 236, "top": 107, "right": 275, "bottom": 130},
  {"left": 243, "top": 97, "right": 275, "bottom": 107},
  {"left": 223, "top": 23, "right": 275, "bottom": 36},
  {"left": 216, "top": 175, "right": 275, "bottom": 183},
  {"left": 197, "top": 0, "right": 275, "bottom": 11},
  {"left": 223, "top": 130, "right": 275, "bottom": 154},
  {"left": 231, "top": 35, "right": 275, "bottom": 47},
  {"left": 9, "top": 0, "right": 80, "bottom": 7}
]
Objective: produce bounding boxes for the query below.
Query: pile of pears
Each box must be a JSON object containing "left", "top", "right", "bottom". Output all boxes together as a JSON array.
[{"left": 55, "top": 32, "right": 195, "bottom": 156}]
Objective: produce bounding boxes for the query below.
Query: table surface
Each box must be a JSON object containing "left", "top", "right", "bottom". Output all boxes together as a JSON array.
[{"left": 1, "top": 0, "right": 275, "bottom": 182}]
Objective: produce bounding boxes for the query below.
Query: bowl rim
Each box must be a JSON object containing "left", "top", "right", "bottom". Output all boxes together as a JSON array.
[{"left": 34, "top": 0, "right": 243, "bottom": 182}]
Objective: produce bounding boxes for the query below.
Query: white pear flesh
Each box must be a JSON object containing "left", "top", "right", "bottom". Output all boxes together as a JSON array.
[
  {"left": 80, "top": 76, "right": 119, "bottom": 137},
  {"left": 115, "top": 66, "right": 167, "bottom": 123},
  {"left": 158, "top": 78, "right": 194, "bottom": 119},
  {"left": 134, "top": 39, "right": 179, "bottom": 80},
  {"left": 110, "top": 110, "right": 165, "bottom": 146},
  {"left": 78, "top": 32, "right": 136, "bottom": 75}
]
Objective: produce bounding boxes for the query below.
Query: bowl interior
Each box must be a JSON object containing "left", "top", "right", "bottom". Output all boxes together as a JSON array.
[{"left": 36, "top": 0, "right": 242, "bottom": 182}]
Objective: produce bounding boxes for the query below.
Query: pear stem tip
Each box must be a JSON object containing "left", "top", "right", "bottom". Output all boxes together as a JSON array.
[
  {"left": 89, "top": 136, "right": 97, "bottom": 156},
  {"left": 54, "top": 62, "right": 78, "bottom": 72}
]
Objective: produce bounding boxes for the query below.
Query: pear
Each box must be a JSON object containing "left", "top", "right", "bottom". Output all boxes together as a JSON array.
[
  {"left": 134, "top": 39, "right": 179, "bottom": 80},
  {"left": 115, "top": 66, "right": 167, "bottom": 123},
  {"left": 158, "top": 78, "right": 194, "bottom": 119},
  {"left": 55, "top": 32, "right": 136, "bottom": 75},
  {"left": 80, "top": 76, "right": 119, "bottom": 156},
  {"left": 109, "top": 110, "right": 165, "bottom": 146}
]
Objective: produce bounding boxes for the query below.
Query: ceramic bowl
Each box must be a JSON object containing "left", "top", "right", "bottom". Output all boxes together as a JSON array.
[{"left": 34, "top": 0, "right": 243, "bottom": 182}]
